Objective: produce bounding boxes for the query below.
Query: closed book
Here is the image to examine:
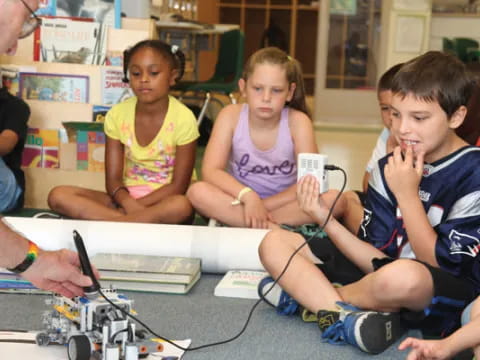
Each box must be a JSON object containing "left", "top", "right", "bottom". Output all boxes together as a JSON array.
[
  {"left": 100, "top": 271, "right": 201, "bottom": 295},
  {"left": 92, "top": 253, "right": 201, "bottom": 284},
  {"left": 214, "top": 270, "right": 268, "bottom": 300}
]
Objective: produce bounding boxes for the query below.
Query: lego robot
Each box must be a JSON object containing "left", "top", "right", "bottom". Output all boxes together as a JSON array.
[
  {"left": 35, "top": 230, "right": 163, "bottom": 360},
  {"left": 36, "top": 289, "right": 163, "bottom": 360}
]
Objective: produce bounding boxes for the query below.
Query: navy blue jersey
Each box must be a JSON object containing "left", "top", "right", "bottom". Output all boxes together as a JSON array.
[{"left": 359, "top": 146, "right": 480, "bottom": 290}]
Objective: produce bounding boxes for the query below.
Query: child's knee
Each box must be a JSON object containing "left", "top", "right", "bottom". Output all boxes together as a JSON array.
[
  {"left": 258, "top": 229, "right": 283, "bottom": 263},
  {"left": 47, "top": 186, "right": 69, "bottom": 209},
  {"left": 371, "top": 259, "right": 433, "bottom": 302},
  {"left": 171, "top": 195, "right": 194, "bottom": 218},
  {"left": 186, "top": 181, "right": 208, "bottom": 205}
]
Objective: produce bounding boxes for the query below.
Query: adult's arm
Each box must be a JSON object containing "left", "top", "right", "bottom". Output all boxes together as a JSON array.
[{"left": 0, "top": 219, "right": 95, "bottom": 298}]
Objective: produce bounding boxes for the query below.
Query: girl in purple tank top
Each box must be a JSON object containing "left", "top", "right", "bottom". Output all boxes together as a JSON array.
[{"left": 187, "top": 47, "right": 319, "bottom": 228}]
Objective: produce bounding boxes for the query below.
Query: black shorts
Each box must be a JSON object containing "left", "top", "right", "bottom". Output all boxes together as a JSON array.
[{"left": 305, "top": 233, "right": 478, "bottom": 337}]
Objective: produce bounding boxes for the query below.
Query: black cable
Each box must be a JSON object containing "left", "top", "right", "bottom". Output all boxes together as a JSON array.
[
  {"left": 109, "top": 328, "right": 128, "bottom": 344},
  {"left": 98, "top": 166, "right": 347, "bottom": 352}
]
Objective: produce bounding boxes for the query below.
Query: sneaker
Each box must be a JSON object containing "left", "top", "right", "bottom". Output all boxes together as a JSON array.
[
  {"left": 257, "top": 276, "right": 299, "bottom": 315},
  {"left": 318, "top": 302, "right": 406, "bottom": 354}
]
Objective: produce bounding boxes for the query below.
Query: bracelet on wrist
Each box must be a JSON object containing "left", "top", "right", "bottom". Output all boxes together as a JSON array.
[
  {"left": 110, "top": 185, "right": 129, "bottom": 201},
  {"left": 231, "top": 187, "right": 253, "bottom": 205},
  {"left": 7, "top": 240, "right": 39, "bottom": 274}
]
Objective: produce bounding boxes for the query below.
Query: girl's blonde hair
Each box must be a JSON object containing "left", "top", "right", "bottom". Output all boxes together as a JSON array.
[{"left": 243, "top": 47, "right": 310, "bottom": 118}]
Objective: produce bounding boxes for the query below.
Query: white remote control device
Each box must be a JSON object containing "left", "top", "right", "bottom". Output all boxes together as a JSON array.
[{"left": 297, "top": 153, "right": 329, "bottom": 193}]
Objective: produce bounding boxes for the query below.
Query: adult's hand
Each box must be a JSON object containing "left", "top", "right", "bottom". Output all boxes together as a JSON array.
[{"left": 21, "top": 249, "right": 99, "bottom": 298}]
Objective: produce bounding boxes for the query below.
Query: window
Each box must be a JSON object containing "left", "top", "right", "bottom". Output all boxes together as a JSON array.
[{"left": 326, "top": 0, "right": 381, "bottom": 89}]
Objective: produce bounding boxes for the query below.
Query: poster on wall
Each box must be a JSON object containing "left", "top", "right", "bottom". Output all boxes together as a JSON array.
[
  {"left": 395, "top": 15, "right": 425, "bottom": 53},
  {"left": 330, "top": 0, "right": 357, "bottom": 16}
]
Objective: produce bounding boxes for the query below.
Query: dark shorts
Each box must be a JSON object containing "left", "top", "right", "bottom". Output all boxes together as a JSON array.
[
  {"left": 354, "top": 190, "right": 367, "bottom": 207},
  {"left": 304, "top": 232, "right": 477, "bottom": 337}
]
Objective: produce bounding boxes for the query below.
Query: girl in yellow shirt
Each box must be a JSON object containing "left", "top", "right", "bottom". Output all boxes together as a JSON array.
[{"left": 48, "top": 40, "right": 199, "bottom": 224}]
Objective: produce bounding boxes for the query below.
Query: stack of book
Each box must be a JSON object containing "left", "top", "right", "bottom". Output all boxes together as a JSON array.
[
  {"left": 0, "top": 268, "right": 49, "bottom": 294},
  {"left": 91, "top": 254, "right": 202, "bottom": 295}
]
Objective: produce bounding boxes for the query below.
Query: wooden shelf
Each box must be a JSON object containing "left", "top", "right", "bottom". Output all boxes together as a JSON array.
[
  {"left": 218, "top": 1, "right": 319, "bottom": 95},
  {"left": 432, "top": 12, "right": 480, "bottom": 18}
]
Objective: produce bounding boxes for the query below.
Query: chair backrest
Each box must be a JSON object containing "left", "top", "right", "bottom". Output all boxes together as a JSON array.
[
  {"left": 442, "top": 38, "right": 456, "bottom": 55},
  {"left": 455, "top": 37, "right": 480, "bottom": 62},
  {"left": 210, "top": 29, "right": 245, "bottom": 84}
]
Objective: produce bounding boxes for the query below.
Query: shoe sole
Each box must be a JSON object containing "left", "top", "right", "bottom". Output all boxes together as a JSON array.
[{"left": 353, "top": 312, "right": 405, "bottom": 354}]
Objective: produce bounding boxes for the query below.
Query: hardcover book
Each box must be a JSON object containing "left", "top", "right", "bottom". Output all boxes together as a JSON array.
[
  {"left": 21, "top": 128, "right": 60, "bottom": 169},
  {"left": 101, "top": 68, "right": 133, "bottom": 105},
  {"left": 0, "top": 65, "right": 36, "bottom": 97},
  {"left": 55, "top": 0, "right": 122, "bottom": 29},
  {"left": 36, "top": 18, "right": 107, "bottom": 65},
  {"left": 91, "top": 253, "right": 202, "bottom": 284},
  {"left": 99, "top": 272, "right": 201, "bottom": 295},
  {"left": 19, "top": 72, "right": 89, "bottom": 103},
  {"left": 92, "top": 105, "right": 111, "bottom": 122},
  {"left": 35, "top": 0, "right": 57, "bottom": 16},
  {"left": 214, "top": 270, "right": 268, "bottom": 300},
  {"left": 76, "top": 130, "right": 105, "bottom": 172}
]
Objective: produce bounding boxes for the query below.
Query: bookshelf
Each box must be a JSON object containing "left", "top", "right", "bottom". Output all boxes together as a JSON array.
[
  {"left": 216, "top": 0, "right": 319, "bottom": 94},
  {"left": 0, "top": 18, "right": 158, "bottom": 208}
]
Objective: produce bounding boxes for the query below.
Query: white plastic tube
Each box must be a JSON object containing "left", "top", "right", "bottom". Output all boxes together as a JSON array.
[{"left": 4, "top": 218, "right": 268, "bottom": 273}]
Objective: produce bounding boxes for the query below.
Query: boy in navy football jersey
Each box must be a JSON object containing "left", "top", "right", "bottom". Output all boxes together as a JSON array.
[{"left": 258, "top": 51, "right": 480, "bottom": 355}]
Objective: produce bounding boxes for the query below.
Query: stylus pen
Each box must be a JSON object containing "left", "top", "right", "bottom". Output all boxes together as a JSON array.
[{"left": 73, "top": 230, "right": 100, "bottom": 299}]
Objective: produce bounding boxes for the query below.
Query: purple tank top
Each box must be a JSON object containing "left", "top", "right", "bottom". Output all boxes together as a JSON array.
[{"left": 229, "top": 104, "right": 297, "bottom": 199}]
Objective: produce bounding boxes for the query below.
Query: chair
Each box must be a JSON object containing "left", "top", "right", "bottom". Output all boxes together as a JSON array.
[
  {"left": 442, "top": 38, "right": 456, "bottom": 55},
  {"left": 174, "top": 29, "right": 245, "bottom": 126},
  {"left": 454, "top": 37, "right": 479, "bottom": 63}
]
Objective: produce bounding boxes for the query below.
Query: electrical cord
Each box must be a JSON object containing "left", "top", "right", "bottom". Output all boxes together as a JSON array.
[
  {"left": 109, "top": 328, "right": 128, "bottom": 344},
  {"left": 98, "top": 165, "right": 347, "bottom": 352}
]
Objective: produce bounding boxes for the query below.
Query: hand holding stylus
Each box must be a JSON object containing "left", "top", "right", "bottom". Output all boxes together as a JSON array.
[{"left": 22, "top": 248, "right": 99, "bottom": 298}]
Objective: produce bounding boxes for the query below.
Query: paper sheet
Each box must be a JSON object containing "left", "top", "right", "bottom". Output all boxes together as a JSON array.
[
  {"left": 395, "top": 15, "right": 425, "bottom": 53},
  {"left": 3, "top": 218, "right": 268, "bottom": 273},
  {"left": 0, "top": 331, "right": 191, "bottom": 359}
]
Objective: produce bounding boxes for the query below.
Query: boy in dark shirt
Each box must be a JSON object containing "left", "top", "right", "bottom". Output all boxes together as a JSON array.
[
  {"left": 258, "top": 51, "right": 480, "bottom": 354},
  {"left": 0, "top": 87, "right": 29, "bottom": 212}
]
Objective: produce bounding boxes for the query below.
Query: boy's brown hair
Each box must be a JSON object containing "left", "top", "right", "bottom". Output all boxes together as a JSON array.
[
  {"left": 378, "top": 63, "right": 403, "bottom": 92},
  {"left": 391, "top": 51, "right": 474, "bottom": 118}
]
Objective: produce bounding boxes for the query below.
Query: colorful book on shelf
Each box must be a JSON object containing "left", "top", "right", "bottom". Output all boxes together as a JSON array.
[
  {"left": 55, "top": 0, "right": 122, "bottom": 28},
  {"left": 92, "top": 253, "right": 202, "bottom": 285},
  {"left": 105, "top": 51, "right": 123, "bottom": 67},
  {"left": 101, "top": 68, "right": 133, "bottom": 105},
  {"left": 19, "top": 72, "right": 89, "bottom": 103},
  {"left": 21, "top": 128, "right": 60, "bottom": 169},
  {"left": 62, "top": 122, "right": 105, "bottom": 172},
  {"left": 92, "top": 105, "right": 112, "bottom": 122},
  {"left": 34, "top": 0, "right": 121, "bottom": 28},
  {"left": 34, "top": 17, "right": 107, "bottom": 65},
  {"left": 214, "top": 270, "right": 268, "bottom": 299},
  {"left": 0, "top": 65, "right": 36, "bottom": 97},
  {"left": 76, "top": 130, "right": 105, "bottom": 172},
  {"left": 0, "top": 268, "right": 49, "bottom": 294},
  {"left": 35, "top": 0, "right": 57, "bottom": 16}
]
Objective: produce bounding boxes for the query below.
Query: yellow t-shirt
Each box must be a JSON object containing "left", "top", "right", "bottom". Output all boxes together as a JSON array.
[{"left": 104, "top": 96, "right": 199, "bottom": 190}]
